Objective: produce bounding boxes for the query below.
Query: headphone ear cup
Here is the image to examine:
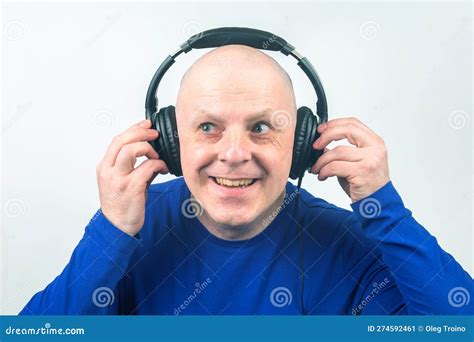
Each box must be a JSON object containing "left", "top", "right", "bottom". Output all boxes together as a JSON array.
[
  {"left": 290, "top": 106, "right": 322, "bottom": 180},
  {"left": 149, "top": 105, "right": 182, "bottom": 176}
]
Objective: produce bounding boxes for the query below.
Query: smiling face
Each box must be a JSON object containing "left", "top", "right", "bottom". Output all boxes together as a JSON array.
[{"left": 176, "top": 45, "right": 296, "bottom": 238}]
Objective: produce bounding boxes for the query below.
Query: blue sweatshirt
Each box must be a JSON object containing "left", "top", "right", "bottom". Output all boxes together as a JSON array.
[{"left": 20, "top": 178, "right": 473, "bottom": 315}]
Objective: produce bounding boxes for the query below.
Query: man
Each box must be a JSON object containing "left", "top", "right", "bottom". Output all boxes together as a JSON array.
[{"left": 20, "top": 45, "right": 473, "bottom": 315}]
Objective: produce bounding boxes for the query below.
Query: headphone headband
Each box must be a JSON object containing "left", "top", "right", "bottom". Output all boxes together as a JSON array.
[
  {"left": 181, "top": 27, "right": 292, "bottom": 52},
  {"left": 145, "top": 27, "right": 328, "bottom": 125}
]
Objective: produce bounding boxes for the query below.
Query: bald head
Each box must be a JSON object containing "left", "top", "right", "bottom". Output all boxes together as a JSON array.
[{"left": 177, "top": 44, "right": 295, "bottom": 108}]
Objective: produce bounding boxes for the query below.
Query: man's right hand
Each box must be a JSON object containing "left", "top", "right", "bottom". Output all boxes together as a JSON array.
[{"left": 96, "top": 119, "right": 169, "bottom": 236}]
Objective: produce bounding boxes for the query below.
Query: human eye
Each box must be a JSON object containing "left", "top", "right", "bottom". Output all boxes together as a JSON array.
[
  {"left": 198, "top": 122, "right": 216, "bottom": 133},
  {"left": 251, "top": 121, "right": 271, "bottom": 134}
]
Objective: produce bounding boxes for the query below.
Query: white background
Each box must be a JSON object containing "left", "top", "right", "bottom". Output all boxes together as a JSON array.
[{"left": 1, "top": 1, "right": 472, "bottom": 314}]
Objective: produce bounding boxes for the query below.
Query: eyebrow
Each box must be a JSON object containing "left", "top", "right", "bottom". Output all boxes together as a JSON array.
[{"left": 191, "top": 108, "right": 274, "bottom": 124}]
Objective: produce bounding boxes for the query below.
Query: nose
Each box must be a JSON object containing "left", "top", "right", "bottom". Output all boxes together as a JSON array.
[{"left": 217, "top": 128, "right": 252, "bottom": 166}]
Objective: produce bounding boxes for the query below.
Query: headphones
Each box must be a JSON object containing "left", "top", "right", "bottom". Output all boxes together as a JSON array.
[{"left": 145, "top": 27, "right": 328, "bottom": 180}]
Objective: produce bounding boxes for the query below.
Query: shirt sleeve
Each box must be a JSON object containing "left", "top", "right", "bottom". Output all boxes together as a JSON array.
[
  {"left": 350, "top": 181, "right": 474, "bottom": 315},
  {"left": 19, "top": 209, "right": 142, "bottom": 315}
]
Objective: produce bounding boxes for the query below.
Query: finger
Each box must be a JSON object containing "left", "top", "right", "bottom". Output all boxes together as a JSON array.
[
  {"left": 102, "top": 120, "right": 159, "bottom": 167},
  {"left": 313, "top": 123, "right": 374, "bottom": 150},
  {"left": 129, "top": 159, "right": 169, "bottom": 185},
  {"left": 317, "top": 160, "right": 357, "bottom": 181},
  {"left": 317, "top": 117, "right": 377, "bottom": 136},
  {"left": 311, "top": 145, "right": 364, "bottom": 174},
  {"left": 115, "top": 141, "right": 160, "bottom": 175}
]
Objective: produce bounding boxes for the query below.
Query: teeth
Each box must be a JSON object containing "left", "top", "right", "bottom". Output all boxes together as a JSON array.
[{"left": 214, "top": 177, "right": 255, "bottom": 187}]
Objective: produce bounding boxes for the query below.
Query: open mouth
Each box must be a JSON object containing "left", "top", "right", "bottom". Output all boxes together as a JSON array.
[{"left": 209, "top": 176, "right": 257, "bottom": 189}]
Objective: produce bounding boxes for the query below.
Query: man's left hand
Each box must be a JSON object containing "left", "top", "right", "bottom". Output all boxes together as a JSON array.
[{"left": 311, "top": 117, "right": 390, "bottom": 202}]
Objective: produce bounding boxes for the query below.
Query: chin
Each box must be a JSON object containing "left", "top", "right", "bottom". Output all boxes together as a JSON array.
[{"left": 207, "top": 207, "right": 258, "bottom": 227}]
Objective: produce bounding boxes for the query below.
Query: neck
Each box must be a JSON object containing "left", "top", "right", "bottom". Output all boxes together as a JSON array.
[{"left": 195, "top": 189, "right": 286, "bottom": 241}]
